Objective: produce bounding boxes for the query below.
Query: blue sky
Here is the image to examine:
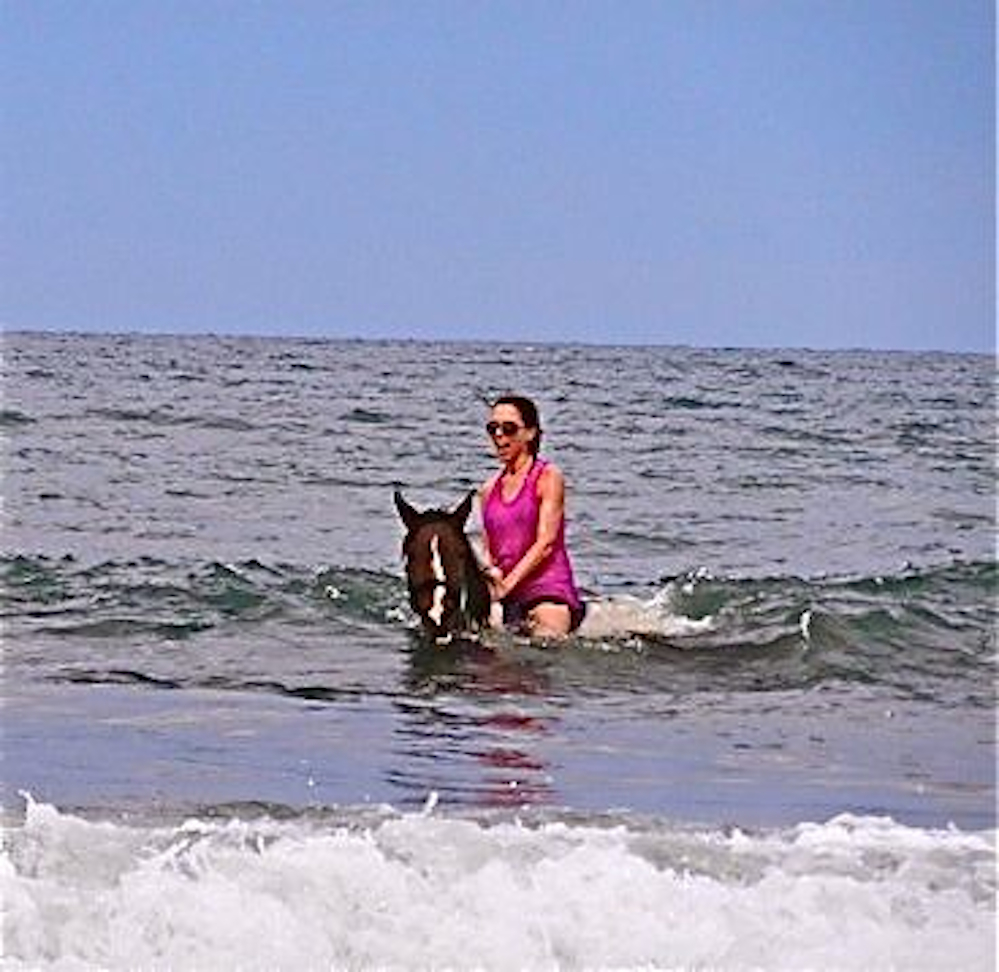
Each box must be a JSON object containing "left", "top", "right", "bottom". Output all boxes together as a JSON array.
[{"left": 4, "top": 1, "right": 994, "bottom": 351}]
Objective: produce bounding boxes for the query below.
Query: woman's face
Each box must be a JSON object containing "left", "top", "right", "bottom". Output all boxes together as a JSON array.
[{"left": 487, "top": 403, "right": 535, "bottom": 464}]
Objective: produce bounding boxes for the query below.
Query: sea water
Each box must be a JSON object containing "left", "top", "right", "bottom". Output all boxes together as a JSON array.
[{"left": 2, "top": 333, "right": 995, "bottom": 969}]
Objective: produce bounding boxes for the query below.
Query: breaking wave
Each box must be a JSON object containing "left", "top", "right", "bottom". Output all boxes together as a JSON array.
[{"left": 2, "top": 795, "right": 994, "bottom": 971}]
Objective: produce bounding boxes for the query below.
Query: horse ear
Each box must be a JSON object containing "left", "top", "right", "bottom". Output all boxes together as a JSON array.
[
  {"left": 451, "top": 490, "right": 475, "bottom": 527},
  {"left": 394, "top": 490, "right": 422, "bottom": 531}
]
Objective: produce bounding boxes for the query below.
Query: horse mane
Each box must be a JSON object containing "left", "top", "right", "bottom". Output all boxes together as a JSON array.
[{"left": 447, "top": 525, "right": 491, "bottom": 627}]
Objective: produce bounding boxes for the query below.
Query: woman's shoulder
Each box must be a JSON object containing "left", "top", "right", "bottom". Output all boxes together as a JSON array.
[
  {"left": 535, "top": 455, "right": 563, "bottom": 475},
  {"left": 534, "top": 457, "right": 566, "bottom": 491}
]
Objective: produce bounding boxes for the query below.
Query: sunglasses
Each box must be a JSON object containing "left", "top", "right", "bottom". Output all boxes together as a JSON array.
[{"left": 486, "top": 420, "right": 524, "bottom": 438}]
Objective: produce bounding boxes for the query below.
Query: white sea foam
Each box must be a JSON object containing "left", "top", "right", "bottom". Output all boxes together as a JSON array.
[
  {"left": 2, "top": 796, "right": 994, "bottom": 971},
  {"left": 576, "top": 591, "right": 714, "bottom": 640}
]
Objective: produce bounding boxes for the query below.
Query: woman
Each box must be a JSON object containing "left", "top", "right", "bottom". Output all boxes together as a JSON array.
[{"left": 479, "top": 395, "right": 584, "bottom": 638}]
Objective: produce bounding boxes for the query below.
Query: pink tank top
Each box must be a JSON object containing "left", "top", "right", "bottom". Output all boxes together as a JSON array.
[{"left": 483, "top": 458, "right": 581, "bottom": 610}]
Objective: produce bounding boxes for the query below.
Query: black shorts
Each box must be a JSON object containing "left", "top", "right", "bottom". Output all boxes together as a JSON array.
[{"left": 503, "top": 597, "right": 586, "bottom": 633}]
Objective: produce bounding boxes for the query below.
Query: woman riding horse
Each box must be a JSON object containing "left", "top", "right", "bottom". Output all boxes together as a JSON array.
[{"left": 479, "top": 395, "right": 584, "bottom": 638}]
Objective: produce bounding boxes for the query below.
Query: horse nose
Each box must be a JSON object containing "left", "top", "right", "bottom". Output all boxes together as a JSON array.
[{"left": 423, "top": 616, "right": 453, "bottom": 646}]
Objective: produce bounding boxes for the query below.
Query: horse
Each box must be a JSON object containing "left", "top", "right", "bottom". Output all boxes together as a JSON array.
[{"left": 394, "top": 490, "right": 493, "bottom": 643}]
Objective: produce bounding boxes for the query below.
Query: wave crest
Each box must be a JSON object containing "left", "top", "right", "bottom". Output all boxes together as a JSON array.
[{"left": 3, "top": 795, "right": 994, "bottom": 971}]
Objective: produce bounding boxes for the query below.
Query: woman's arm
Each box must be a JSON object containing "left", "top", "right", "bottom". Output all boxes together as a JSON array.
[
  {"left": 492, "top": 465, "right": 565, "bottom": 600},
  {"left": 476, "top": 478, "right": 503, "bottom": 582}
]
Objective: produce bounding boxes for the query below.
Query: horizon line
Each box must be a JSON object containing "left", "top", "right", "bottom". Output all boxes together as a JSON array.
[{"left": 2, "top": 323, "right": 993, "bottom": 358}]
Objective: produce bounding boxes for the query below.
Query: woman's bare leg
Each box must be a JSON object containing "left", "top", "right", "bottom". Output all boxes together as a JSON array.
[{"left": 526, "top": 602, "right": 572, "bottom": 638}]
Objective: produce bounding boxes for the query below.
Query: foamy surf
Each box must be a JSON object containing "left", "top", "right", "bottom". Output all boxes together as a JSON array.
[
  {"left": 576, "top": 589, "right": 715, "bottom": 640},
  {"left": 2, "top": 795, "right": 994, "bottom": 971}
]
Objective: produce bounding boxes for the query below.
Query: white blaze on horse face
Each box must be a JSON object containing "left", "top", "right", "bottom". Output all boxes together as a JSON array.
[{"left": 428, "top": 533, "right": 446, "bottom": 627}]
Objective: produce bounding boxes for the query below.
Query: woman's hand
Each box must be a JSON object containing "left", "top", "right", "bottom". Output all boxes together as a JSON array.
[{"left": 485, "top": 566, "right": 508, "bottom": 601}]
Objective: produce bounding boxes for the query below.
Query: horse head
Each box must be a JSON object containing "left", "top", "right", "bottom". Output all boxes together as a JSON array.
[{"left": 394, "top": 489, "right": 492, "bottom": 643}]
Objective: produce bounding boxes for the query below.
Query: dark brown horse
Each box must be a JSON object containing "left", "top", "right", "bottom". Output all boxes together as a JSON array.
[{"left": 394, "top": 490, "right": 492, "bottom": 643}]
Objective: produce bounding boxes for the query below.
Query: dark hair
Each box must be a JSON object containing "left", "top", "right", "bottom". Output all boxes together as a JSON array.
[{"left": 493, "top": 394, "right": 543, "bottom": 456}]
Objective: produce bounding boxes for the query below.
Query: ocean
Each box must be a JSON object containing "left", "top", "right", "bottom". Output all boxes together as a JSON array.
[{"left": 2, "top": 331, "right": 995, "bottom": 970}]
